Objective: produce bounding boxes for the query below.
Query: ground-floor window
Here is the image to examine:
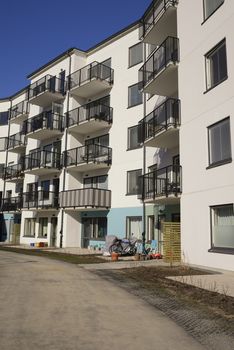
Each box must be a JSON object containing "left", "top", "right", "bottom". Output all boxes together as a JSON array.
[
  {"left": 210, "top": 204, "right": 234, "bottom": 250},
  {"left": 126, "top": 216, "right": 142, "bottom": 239},
  {"left": 24, "top": 218, "right": 36, "bottom": 237},
  {"left": 38, "top": 217, "right": 48, "bottom": 238},
  {"left": 82, "top": 217, "right": 107, "bottom": 240}
]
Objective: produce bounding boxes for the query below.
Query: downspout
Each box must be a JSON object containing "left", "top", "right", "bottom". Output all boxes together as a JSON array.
[
  {"left": 142, "top": 42, "right": 147, "bottom": 254},
  {"left": 59, "top": 51, "right": 72, "bottom": 248}
]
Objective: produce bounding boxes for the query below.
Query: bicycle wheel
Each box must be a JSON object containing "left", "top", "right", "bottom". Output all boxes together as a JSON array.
[{"left": 109, "top": 243, "right": 122, "bottom": 254}]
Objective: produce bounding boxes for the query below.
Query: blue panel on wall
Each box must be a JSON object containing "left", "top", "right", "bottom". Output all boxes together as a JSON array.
[{"left": 107, "top": 207, "right": 143, "bottom": 238}]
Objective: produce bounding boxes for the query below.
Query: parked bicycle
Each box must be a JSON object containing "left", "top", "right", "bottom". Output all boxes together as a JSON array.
[{"left": 109, "top": 237, "right": 138, "bottom": 256}]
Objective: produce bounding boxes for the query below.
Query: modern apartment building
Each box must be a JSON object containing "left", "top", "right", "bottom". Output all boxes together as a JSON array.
[{"left": 0, "top": 0, "right": 233, "bottom": 271}]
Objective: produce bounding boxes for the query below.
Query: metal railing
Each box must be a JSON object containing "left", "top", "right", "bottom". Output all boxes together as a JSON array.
[
  {"left": 68, "top": 61, "right": 114, "bottom": 90},
  {"left": 64, "top": 144, "right": 112, "bottom": 167},
  {"left": 26, "top": 112, "right": 64, "bottom": 134},
  {"left": 138, "top": 98, "right": 180, "bottom": 143},
  {"left": 1, "top": 196, "right": 22, "bottom": 212},
  {"left": 24, "top": 150, "right": 61, "bottom": 171},
  {"left": 8, "top": 132, "right": 27, "bottom": 150},
  {"left": 139, "top": 0, "right": 178, "bottom": 40},
  {"left": 139, "top": 36, "right": 179, "bottom": 89},
  {"left": 21, "top": 191, "right": 59, "bottom": 209},
  {"left": 67, "top": 98, "right": 113, "bottom": 128},
  {"left": 138, "top": 165, "right": 182, "bottom": 200},
  {"left": 60, "top": 188, "right": 111, "bottom": 209},
  {"left": 28, "top": 75, "right": 65, "bottom": 100},
  {"left": 3, "top": 163, "right": 25, "bottom": 180},
  {"left": 9, "top": 100, "right": 29, "bottom": 120}
]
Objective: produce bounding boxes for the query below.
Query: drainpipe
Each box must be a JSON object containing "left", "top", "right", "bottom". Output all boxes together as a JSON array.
[
  {"left": 142, "top": 43, "right": 147, "bottom": 254},
  {"left": 59, "top": 51, "right": 72, "bottom": 248}
]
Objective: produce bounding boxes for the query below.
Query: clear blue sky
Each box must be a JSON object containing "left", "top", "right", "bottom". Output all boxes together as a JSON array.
[{"left": 0, "top": 0, "right": 151, "bottom": 97}]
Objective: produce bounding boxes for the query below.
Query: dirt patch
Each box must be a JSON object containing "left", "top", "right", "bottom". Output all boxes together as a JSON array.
[{"left": 0, "top": 246, "right": 106, "bottom": 265}]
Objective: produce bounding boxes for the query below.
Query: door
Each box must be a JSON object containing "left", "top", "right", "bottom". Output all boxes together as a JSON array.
[
  {"left": 147, "top": 215, "right": 155, "bottom": 241},
  {"left": 82, "top": 218, "right": 92, "bottom": 248},
  {"left": 50, "top": 217, "right": 57, "bottom": 247},
  {"left": 53, "top": 179, "right": 59, "bottom": 207},
  {"left": 158, "top": 214, "right": 165, "bottom": 254}
]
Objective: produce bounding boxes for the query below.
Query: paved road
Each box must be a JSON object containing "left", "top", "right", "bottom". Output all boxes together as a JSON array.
[{"left": 0, "top": 250, "right": 204, "bottom": 350}]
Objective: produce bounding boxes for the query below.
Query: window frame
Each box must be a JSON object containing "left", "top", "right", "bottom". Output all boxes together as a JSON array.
[
  {"left": 202, "top": 0, "right": 224, "bottom": 23},
  {"left": 207, "top": 117, "right": 232, "bottom": 169},
  {"left": 126, "top": 168, "right": 142, "bottom": 195},
  {"left": 126, "top": 216, "right": 142, "bottom": 239},
  {"left": 204, "top": 38, "right": 228, "bottom": 92},
  {"left": 128, "top": 83, "right": 143, "bottom": 108},
  {"left": 127, "top": 125, "right": 142, "bottom": 151},
  {"left": 209, "top": 204, "right": 234, "bottom": 254},
  {"left": 38, "top": 217, "right": 48, "bottom": 238},
  {"left": 24, "top": 218, "right": 36, "bottom": 237},
  {"left": 128, "top": 42, "right": 143, "bottom": 68}
]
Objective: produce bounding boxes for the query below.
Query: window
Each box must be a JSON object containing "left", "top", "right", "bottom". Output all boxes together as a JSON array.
[
  {"left": 205, "top": 39, "right": 227, "bottom": 90},
  {"left": 85, "top": 134, "right": 109, "bottom": 147},
  {"left": 83, "top": 175, "right": 108, "bottom": 190},
  {"left": 127, "top": 125, "right": 141, "bottom": 150},
  {"left": 41, "top": 180, "right": 50, "bottom": 200},
  {"left": 210, "top": 204, "right": 234, "bottom": 251},
  {"left": 0, "top": 111, "right": 9, "bottom": 125},
  {"left": 24, "top": 218, "right": 36, "bottom": 237},
  {"left": 38, "top": 218, "right": 48, "bottom": 238},
  {"left": 128, "top": 83, "right": 143, "bottom": 108},
  {"left": 208, "top": 118, "right": 231, "bottom": 167},
  {"left": 204, "top": 0, "right": 224, "bottom": 20},
  {"left": 127, "top": 169, "right": 142, "bottom": 195},
  {"left": 126, "top": 216, "right": 142, "bottom": 239},
  {"left": 129, "top": 43, "right": 143, "bottom": 68}
]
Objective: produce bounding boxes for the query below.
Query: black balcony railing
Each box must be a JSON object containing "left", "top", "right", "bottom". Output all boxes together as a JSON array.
[
  {"left": 67, "top": 98, "right": 113, "bottom": 128},
  {"left": 4, "top": 163, "right": 24, "bottom": 180},
  {"left": 138, "top": 98, "right": 180, "bottom": 143},
  {"left": 26, "top": 112, "right": 64, "bottom": 134},
  {"left": 64, "top": 144, "right": 112, "bottom": 168},
  {"left": 8, "top": 132, "right": 27, "bottom": 150},
  {"left": 9, "top": 100, "right": 29, "bottom": 120},
  {"left": 138, "top": 165, "right": 182, "bottom": 201},
  {"left": 24, "top": 150, "right": 61, "bottom": 171},
  {"left": 21, "top": 191, "right": 59, "bottom": 210},
  {"left": 68, "top": 62, "right": 114, "bottom": 90},
  {"left": 139, "top": 0, "right": 178, "bottom": 40},
  {"left": 28, "top": 75, "right": 65, "bottom": 100},
  {"left": 60, "top": 188, "right": 111, "bottom": 209},
  {"left": 139, "top": 36, "right": 179, "bottom": 90},
  {"left": 1, "top": 196, "right": 22, "bottom": 212}
]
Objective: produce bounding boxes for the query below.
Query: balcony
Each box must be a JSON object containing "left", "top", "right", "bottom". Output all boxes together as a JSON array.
[
  {"left": 1, "top": 197, "right": 22, "bottom": 212},
  {"left": 139, "top": 165, "right": 182, "bottom": 204},
  {"left": 64, "top": 144, "right": 112, "bottom": 172},
  {"left": 26, "top": 112, "right": 64, "bottom": 140},
  {"left": 24, "top": 150, "right": 61, "bottom": 175},
  {"left": 67, "top": 98, "right": 113, "bottom": 135},
  {"left": 138, "top": 98, "right": 180, "bottom": 148},
  {"left": 60, "top": 188, "right": 111, "bottom": 210},
  {"left": 139, "top": 36, "right": 179, "bottom": 96},
  {"left": 139, "top": 0, "right": 178, "bottom": 45},
  {"left": 8, "top": 132, "right": 27, "bottom": 153},
  {"left": 3, "top": 163, "right": 24, "bottom": 182},
  {"left": 21, "top": 191, "right": 59, "bottom": 211},
  {"left": 9, "top": 100, "right": 29, "bottom": 124},
  {"left": 68, "top": 62, "right": 114, "bottom": 98},
  {"left": 28, "top": 75, "right": 65, "bottom": 107}
]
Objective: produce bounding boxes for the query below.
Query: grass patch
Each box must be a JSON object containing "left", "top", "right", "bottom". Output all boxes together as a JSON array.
[{"left": 0, "top": 246, "right": 106, "bottom": 265}]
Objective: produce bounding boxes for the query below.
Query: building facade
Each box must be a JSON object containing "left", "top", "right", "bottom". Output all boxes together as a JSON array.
[{"left": 0, "top": 0, "right": 233, "bottom": 271}]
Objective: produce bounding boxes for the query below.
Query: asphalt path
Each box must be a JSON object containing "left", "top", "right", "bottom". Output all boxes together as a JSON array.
[{"left": 0, "top": 250, "right": 204, "bottom": 350}]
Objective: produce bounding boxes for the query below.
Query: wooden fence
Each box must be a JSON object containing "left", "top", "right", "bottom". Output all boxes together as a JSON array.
[{"left": 163, "top": 222, "right": 181, "bottom": 264}]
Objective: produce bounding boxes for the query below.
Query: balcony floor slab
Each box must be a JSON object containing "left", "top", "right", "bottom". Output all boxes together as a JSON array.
[{"left": 70, "top": 79, "right": 112, "bottom": 99}]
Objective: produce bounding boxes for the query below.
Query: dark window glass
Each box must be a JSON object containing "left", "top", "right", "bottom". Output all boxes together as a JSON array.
[
  {"left": 208, "top": 118, "right": 231, "bottom": 166},
  {"left": 206, "top": 40, "right": 227, "bottom": 90},
  {"left": 204, "top": 0, "right": 224, "bottom": 19},
  {"left": 129, "top": 43, "right": 143, "bottom": 67},
  {"left": 0, "top": 111, "right": 9, "bottom": 125},
  {"left": 128, "top": 125, "right": 141, "bottom": 150},
  {"left": 211, "top": 204, "right": 234, "bottom": 249},
  {"left": 127, "top": 169, "right": 142, "bottom": 195},
  {"left": 128, "top": 83, "right": 143, "bottom": 108}
]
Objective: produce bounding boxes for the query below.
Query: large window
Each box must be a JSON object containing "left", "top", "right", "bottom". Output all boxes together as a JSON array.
[
  {"left": 38, "top": 218, "right": 48, "bottom": 238},
  {"left": 127, "top": 125, "right": 141, "bottom": 150},
  {"left": 128, "top": 83, "right": 143, "bottom": 108},
  {"left": 208, "top": 118, "right": 231, "bottom": 167},
  {"left": 24, "top": 218, "right": 36, "bottom": 237},
  {"left": 126, "top": 216, "right": 142, "bottom": 240},
  {"left": 203, "top": 0, "right": 224, "bottom": 20},
  {"left": 129, "top": 43, "right": 143, "bottom": 68},
  {"left": 205, "top": 39, "right": 227, "bottom": 90},
  {"left": 127, "top": 169, "right": 142, "bottom": 195},
  {"left": 83, "top": 175, "right": 108, "bottom": 190},
  {"left": 210, "top": 204, "right": 234, "bottom": 251}
]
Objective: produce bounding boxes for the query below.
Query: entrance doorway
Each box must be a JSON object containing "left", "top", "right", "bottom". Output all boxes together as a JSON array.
[
  {"left": 50, "top": 217, "right": 57, "bottom": 247},
  {"left": 81, "top": 217, "right": 107, "bottom": 248},
  {"left": 158, "top": 214, "right": 165, "bottom": 254},
  {"left": 147, "top": 215, "right": 155, "bottom": 241}
]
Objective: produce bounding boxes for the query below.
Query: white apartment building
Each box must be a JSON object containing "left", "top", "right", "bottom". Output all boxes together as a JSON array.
[{"left": 0, "top": 0, "right": 233, "bottom": 272}]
